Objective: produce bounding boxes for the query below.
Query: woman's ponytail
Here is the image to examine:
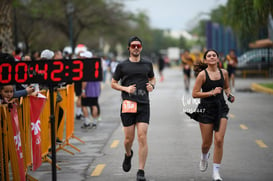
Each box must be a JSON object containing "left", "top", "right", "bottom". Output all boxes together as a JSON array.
[{"left": 193, "top": 62, "right": 207, "bottom": 76}]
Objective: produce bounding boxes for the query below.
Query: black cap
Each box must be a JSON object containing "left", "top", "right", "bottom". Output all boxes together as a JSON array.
[{"left": 128, "top": 36, "right": 142, "bottom": 46}]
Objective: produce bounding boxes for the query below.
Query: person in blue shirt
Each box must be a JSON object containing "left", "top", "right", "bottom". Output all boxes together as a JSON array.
[{"left": 80, "top": 51, "right": 101, "bottom": 128}]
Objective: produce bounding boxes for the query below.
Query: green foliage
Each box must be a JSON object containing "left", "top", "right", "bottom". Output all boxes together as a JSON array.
[
  {"left": 189, "top": 0, "right": 273, "bottom": 51},
  {"left": 10, "top": 0, "right": 273, "bottom": 57},
  {"left": 14, "top": 0, "right": 134, "bottom": 53},
  {"left": 224, "top": 0, "right": 273, "bottom": 50},
  {"left": 12, "top": 0, "right": 194, "bottom": 57},
  {"left": 210, "top": 5, "right": 227, "bottom": 25},
  {"left": 259, "top": 83, "right": 273, "bottom": 89}
]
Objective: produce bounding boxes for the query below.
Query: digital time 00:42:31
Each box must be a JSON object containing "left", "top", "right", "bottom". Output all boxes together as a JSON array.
[{"left": 0, "top": 58, "right": 102, "bottom": 85}]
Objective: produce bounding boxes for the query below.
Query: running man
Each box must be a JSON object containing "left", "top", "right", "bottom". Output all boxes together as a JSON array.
[
  {"left": 226, "top": 49, "right": 238, "bottom": 92},
  {"left": 111, "top": 36, "right": 156, "bottom": 181}
]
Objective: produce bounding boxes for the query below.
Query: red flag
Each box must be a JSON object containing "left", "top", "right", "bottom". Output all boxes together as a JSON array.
[
  {"left": 10, "top": 104, "right": 26, "bottom": 181},
  {"left": 29, "top": 94, "right": 46, "bottom": 171}
]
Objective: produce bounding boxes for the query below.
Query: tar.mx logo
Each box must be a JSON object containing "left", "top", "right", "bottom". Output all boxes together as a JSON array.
[{"left": 181, "top": 95, "right": 205, "bottom": 113}]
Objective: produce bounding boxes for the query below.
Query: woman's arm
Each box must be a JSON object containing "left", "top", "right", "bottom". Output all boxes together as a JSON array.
[
  {"left": 222, "top": 69, "right": 231, "bottom": 96},
  {"left": 222, "top": 69, "right": 235, "bottom": 102},
  {"left": 192, "top": 71, "right": 210, "bottom": 98},
  {"left": 192, "top": 71, "right": 222, "bottom": 98}
]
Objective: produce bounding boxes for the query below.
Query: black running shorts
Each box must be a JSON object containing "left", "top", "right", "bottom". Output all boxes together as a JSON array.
[
  {"left": 81, "top": 97, "right": 98, "bottom": 107},
  {"left": 120, "top": 102, "right": 150, "bottom": 127}
]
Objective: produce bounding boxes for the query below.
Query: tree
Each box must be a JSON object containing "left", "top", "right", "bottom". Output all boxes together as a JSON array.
[
  {"left": 225, "top": 0, "right": 273, "bottom": 50},
  {"left": 13, "top": 0, "right": 133, "bottom": 53},
  {"left": 0, "top": 0, "right": 14, "bottom": 53}
]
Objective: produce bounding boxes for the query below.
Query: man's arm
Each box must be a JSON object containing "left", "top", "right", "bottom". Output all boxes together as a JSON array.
[
  {"left": 111, "top": 78, "right": 136, "bottom": 94},
  {"left": 146, "top": 77, "right": 156, "bottom": 92}
]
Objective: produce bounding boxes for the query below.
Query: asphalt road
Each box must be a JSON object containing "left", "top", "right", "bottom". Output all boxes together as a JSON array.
[{"left": 29, "top": 67, "right": 273, "bottom": 181}]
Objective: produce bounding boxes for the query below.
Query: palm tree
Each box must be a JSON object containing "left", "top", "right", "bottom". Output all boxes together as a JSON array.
[{"left": 225, "top": 0, "right": 273, "bottom": 49}]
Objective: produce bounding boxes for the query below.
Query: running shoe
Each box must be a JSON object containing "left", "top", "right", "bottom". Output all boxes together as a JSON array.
[
  {"left": 76, "top": 114, "right": 83, "bottom": 120},
  {"left": 92, "top": 123, "right": 97, "bottom": 128},
  {"left": 199, "top": 153, "right": 210, "bottom": 172},
  {"left": 136, "top": 169, "right": 146, "bottom": 181},
  {"left": 56, "top": 138, "right": 63, "bottom": 144},
  {"left": 213, "top": 172, "right": 223, "bottom": 181},
  {"left": 122, "top": 150, "right": 133, "bottom": 172},
  {"left": 81, "top": 123, "right": 91, "bottom": 129}
]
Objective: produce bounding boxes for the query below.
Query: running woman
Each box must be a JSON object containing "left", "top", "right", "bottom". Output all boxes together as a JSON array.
[{"left": 186, "top": 49, "right": 235, "bottom": 181}]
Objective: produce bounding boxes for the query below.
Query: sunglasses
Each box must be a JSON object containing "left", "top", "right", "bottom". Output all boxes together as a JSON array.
[{"left": 130, "top": 44, "right": 142, "bottom": 49}]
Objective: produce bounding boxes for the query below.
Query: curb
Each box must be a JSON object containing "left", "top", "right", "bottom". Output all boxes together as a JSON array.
[{"left": 251, "top": 83, "right": 273, "bottom": 95}]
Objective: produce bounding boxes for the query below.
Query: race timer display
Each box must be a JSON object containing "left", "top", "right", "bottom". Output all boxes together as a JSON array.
[{"left": 0, "top": 58, "right": 102, "bottom": 84}]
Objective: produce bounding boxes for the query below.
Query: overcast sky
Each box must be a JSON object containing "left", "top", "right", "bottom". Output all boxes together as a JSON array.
[{"left": 123, "top": 0, "right": 228, "bottom": 31}]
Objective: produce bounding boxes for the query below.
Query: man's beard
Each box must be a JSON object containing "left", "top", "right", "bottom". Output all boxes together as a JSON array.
[{"left": 131, "top": 51, "right": 140, "bottom": 57}]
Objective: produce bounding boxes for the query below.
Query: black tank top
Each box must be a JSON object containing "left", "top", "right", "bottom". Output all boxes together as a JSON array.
[{"left": 201, "top": 69, "right": 225, "bottom": 103}]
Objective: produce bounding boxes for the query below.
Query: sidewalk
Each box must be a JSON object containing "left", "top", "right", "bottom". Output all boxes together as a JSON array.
[
  {"left": 233, "top": 77, "right": 273, "bottom": 94},
  {"left": 251, "top": 82, "right": 273, "bottom": 95},
  {"left": 28, "top": 81, "right": 121, "bottom": 181}
]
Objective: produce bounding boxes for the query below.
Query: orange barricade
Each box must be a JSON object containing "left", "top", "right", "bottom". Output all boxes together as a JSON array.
[
  {"left": 21, "top": 97, "right": 32, "bottom": 169},
  {"left": 0, "top": 84, "right": 84, "bottom": 179},
  {"left": 39, "top": 90, "right": 61, "bottom": 170},
  {"left": 0, "top": 105, "right": 9, "bottom": 181},
  {"left": 55, "top": 87, "right": 75, "bottom": 155},
  {"left": 0, "top": 103, "right": 25, "bottom": 181},
  {"left": 56, "top": 84, "right": 85, "bottom": 155},
  {"left": 55, "top": 88, "right": 66, "bottom": 141},
  {"left": 0, "top": 107, "right": 3, "bottom": 180},
  {"left": 67, "top": 84, "right": 85, "bottom": 144},
  {"left": 66, "top": 84, "right": 75, "bottom": 139},
  {"left": 0, "top": 106, "right": 3, "bottom": 180},
  {"left": 39, "top": 90, "right": 52, "bottom": 157}
]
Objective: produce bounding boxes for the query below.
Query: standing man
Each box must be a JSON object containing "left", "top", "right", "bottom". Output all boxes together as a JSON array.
[
  {"left": 80, "top": 51, "right": 101, "bottom": 128},
  {"left": 111, "top": 36, "right": 155, "bottom": 181}
]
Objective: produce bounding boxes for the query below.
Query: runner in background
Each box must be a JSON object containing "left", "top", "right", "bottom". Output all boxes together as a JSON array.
[
  {"left": 181, "top": 50, "right": 194, "bottom": 92},
  {"left": 226, "top": 49, "right": 238, "bottom": 92},
  {"left": 157, "top": 53, "right": 165, "bottom": 82}
]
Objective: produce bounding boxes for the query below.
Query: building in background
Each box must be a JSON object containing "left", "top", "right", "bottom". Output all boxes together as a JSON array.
[{"left": 206, "top": 21, "right": 238, "bottom": 56}]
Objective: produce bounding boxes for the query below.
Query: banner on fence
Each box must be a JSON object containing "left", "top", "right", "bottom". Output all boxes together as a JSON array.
[
  {"left": 29, "top": 94, "right": 46, "bottom": 171},
  {"left": 10, "top": 104, "right": 26, "bottom": 181}
]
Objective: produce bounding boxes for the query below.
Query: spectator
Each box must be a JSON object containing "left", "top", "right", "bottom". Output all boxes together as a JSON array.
[
  {"left": 31, "top": 50, "right": 41, "bottom": 61},
  {"left": 109, "top": 57, "right": 119, "bottom": 80},
  {"left": 80, "top": 51, "right": 101, "bottom": 128},
  {"left": 13, "top": 47, "right": 22, "bottom": 61},
  {"left": 0, "top": 85, "right": 16, "bottom": 105},
  {"left": 40, "top": 49, "right": 54, "bottom": 60}
]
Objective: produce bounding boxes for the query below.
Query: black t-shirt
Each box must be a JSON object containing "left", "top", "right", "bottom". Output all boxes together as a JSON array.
[{"left": 113, "top": 58, "right": 154, "bottom": 104}]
